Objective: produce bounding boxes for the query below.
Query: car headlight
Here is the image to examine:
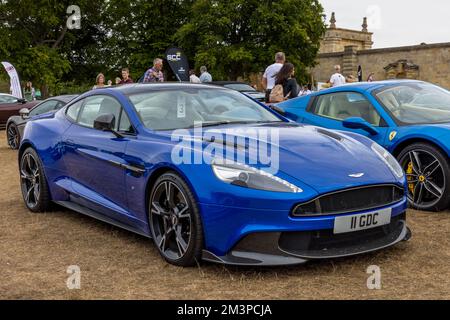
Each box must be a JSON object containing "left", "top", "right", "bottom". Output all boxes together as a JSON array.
[
  {"left": 211, "top": 160, "right": 303, "bottom": 193},
  {"left": 371, "top": 143, "right": 404, "bottom": 179}
]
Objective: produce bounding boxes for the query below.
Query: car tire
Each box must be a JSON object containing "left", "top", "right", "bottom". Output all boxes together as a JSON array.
[
  {"left": 19, "top": 148, "right": 52, "bottom": 213},
  {"left": 148, "top": 172, "right": 204, "bottom": 266},
  {"left": 398, "top": 142, "right": 450, "bottom": 211},
  {"left": 6, "top": 123, "right": 20, "bottom": 150}
]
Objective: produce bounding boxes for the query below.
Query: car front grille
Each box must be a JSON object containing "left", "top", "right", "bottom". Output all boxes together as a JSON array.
[
  {"left": 279, "top": 213, "right": 407, "bottom": 258},
  {"left": 292, "top": 184, "right": 405, "bottom": 217}
]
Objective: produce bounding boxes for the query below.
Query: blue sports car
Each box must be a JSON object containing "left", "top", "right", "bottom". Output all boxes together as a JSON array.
[
  {"left": 278, "top": 81, "right": 450, "bottom": 212},
  {"left": 19, "top": 83, "right": 410, "bottom": 266}
]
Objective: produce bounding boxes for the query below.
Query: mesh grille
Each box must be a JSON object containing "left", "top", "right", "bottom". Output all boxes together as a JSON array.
[{"left": 292, "top": 185, "right": 405, "bottom": 217}]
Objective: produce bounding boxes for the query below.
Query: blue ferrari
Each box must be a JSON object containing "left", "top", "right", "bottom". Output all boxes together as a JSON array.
[
  {"left": 19, "top": 83, "right": 410, "bottom": 266},
  {"left": 278, "top": 80, "right": 450, "bottom": 212}
]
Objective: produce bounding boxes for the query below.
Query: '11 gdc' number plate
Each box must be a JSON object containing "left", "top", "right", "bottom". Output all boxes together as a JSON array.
[{"left": 333, "top": 208, "right": 392, "bottom": 234}]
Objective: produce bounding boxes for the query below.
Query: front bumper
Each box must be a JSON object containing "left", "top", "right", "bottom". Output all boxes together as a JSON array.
[{"left": 202, "top": 213, "right": 410, "bottom": 266}]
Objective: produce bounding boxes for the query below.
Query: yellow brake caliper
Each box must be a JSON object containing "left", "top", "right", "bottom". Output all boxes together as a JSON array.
[{"left": 406, "top": 162, "right": 415, "bottom": 194}]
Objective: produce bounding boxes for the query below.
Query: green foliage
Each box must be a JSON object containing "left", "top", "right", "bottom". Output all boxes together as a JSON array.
[
  {"left": 0, "top": 0, "right": 105, "bottom": 95},
  {"left": 176, "top": 0, "right": 326, "bottom": 82},
  {"left": 51, "top": 81, "right": 92, "bottom": 96},
  {"left": 102, "top": 0, "right": 194, "bottom": 81},
  {"left": 0, "top": 0, "right": 325, "bottom": 95}
]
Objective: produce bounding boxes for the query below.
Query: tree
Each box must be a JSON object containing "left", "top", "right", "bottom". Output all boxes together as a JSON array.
[
  {"left": 102, "top": 0, "right": 194, "bottom": 81},
  {"left": 175, "top": 0, "right": 326, "bottom": 82},
  {"left": 0, "top": 0, "right": 105, "bottom": 96}
]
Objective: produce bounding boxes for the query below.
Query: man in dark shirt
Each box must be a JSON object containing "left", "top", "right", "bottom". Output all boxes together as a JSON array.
[{"left": 119, "top": 68, "right": 134, "bottom": 85}]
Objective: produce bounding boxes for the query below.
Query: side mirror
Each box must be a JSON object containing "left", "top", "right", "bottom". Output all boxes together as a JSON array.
[
  {"left": 19, "top": 108, "right": 30, "bottom": 119},
  {"left": 343, "top": 117, "right": 379, "bottom": 136},
  {"left": 93, "top": 113, "right": 123, "bottom": 138}
]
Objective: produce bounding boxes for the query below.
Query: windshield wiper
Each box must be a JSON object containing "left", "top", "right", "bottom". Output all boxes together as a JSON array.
[
  {"left": 185, "top": 120, "right": 283, "bottom": 129},
  {"left": 189, "top": 121, "right": 248, "bottom": 128},
  {"left": 193, "top": 121, "right": 233, "bottom": 128}
]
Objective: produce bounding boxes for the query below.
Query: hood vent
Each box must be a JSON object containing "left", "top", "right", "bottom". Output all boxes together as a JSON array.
[{"left": 316, "top": 128, "right": 343, "bottom": 142}]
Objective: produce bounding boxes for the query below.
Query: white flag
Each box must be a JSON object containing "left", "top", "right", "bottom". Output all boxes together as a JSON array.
[{"left": 2, "top": 61, "right": 23, "bottom": 99}]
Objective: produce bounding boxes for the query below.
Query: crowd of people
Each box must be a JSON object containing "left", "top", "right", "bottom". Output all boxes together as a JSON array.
[
  {"left": 91, "top": 52, "right": 373, "bottom": 104},
  {"left": 262, "top": 52, "right": 313, "bottom": 103},
  {"left": 93, "top": 58, "right": 214, "bottom": 90},
  {"left": 261, "top": 52, "right": 376, "bottom": 103}
]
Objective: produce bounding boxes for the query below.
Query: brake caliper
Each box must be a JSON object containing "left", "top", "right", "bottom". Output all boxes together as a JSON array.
[{"left": 406, "top": 162, "right": 415, "bottom": 194}]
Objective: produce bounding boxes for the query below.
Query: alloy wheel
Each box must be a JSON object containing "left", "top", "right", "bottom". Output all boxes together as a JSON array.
[
  {"left": 400, "top": 149, "right": 445, "bottom": 209},
  {"left": 7, "top": 125, "right": 19, "bottom": 149},
  {"left": 20, "top": 153, "right": 41, "bottom": 208},
  {"left": 150, "top": 180, "right": 192, "bottom": 261}
]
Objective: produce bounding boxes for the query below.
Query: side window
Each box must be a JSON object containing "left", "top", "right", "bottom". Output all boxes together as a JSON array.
[
  {"left": 312, "top": 92, "right": 382, "bottom": 126},
  {"left": 29, "top": 100, "right": 59, "bottom": 117},
  {"left": 118, "top": 110, "right": 133, "bottom": 133},
  {"left": 0, "top": 96, "right": 18, "bottom": 103},
  {"left": 77, "top": 95, "right": 123, "bottom": 130},
  {"left": 66, "top": 100, "right": 84, "bottom": 122},
  {"left": 55, "top": 101, "right": 66, "bottom": 110}
]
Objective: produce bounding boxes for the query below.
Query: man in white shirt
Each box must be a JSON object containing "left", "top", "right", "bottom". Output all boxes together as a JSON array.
[
  {"left": 330, "top": 65, "right": 346, "bottom": 87},
  {"left": 199, "top": 66, "right": 213, "bottom": 83},
  {"left": 262, "top": 52, "right": 285, "bottom": 103}
]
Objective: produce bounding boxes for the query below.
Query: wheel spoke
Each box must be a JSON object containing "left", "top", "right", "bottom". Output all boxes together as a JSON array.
[
  {"left": 425, "top": 160, "right": 441, "bottom": 177},
  {"left": 151, "top": 201, "right": 169, "bottom": 216},
  {"left": 26, "top": 185, "right": 35, "bottom": 204},
  {"left": 409, "top": 151, "right": 422, "bottom": 174},
  {"left": 424, "top": 181, "right": 443, "bottom": 199},
  {"left": 33, "top": 184, "right": 40, "bottom": 202},
  {"left": 20, "top": 169, "right": 33, "bottom": 181},
  {"left": 176, "top": 205, "right": 190, "bottom": 219},
  {"left": 26, "top": 154, "right": 33, "bottom": 172},
  {"left": 175, "top": 228, "right": 188, "bottom": 256},
  {"left": 165, "top": 182, "right": 176, "bottom": 209},
  {"left": 158, "top": 235, "right": 167, "bottom": 252},
  {"left": 413, "top": 183, "right": 424, "bottom": 204}
]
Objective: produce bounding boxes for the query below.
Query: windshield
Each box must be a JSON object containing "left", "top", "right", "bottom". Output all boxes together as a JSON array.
[
  {"left": 375, "top": 83, "right": 450, "bottom": 124},
  {"left": 0, "top": 95, "right": 18, "bottom": 104},
  {"left": 223, "top": 83, "right": 256, "bottom": 92},
  {"left": 128, "top": 88, "right": 281, "bottom": 130}
]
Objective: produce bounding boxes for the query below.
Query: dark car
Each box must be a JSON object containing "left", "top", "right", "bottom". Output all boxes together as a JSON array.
[
  {"left": 0, "top": 94, "right": 39, "bottom": 130},
  {"left": 211, "top": 81, "right": 266, "bottom": 102},
  {"left": 6, "top": 95, "right": 78, "bottom": 149}
]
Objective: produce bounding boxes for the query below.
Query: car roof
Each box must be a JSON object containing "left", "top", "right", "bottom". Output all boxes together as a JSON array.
[
  {"left": 211, "top": 81, "right": 249, "bottom": 86},
  {"left": 108, "top": 82, "right": 230, "bottom": 95},
  {"left": 46, "top": 94, "right": 79, "bottom": 103},
  {"left": 55, "top": 94, "right": 79, "bottom": 102},
  {"left": 0, "top": 93, "right": 17, "bottom": 98},
  {"left": 316, "top": 80, "right": 426, "bottom": 94}
]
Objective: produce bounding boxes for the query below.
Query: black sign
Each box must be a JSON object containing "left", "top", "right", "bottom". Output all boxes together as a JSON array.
[
  {"left": 357, "top": 65, "right": 363, "bottom": 82},
  {"left": 165, "top": 47, "right": 190, "bottom": 82}
]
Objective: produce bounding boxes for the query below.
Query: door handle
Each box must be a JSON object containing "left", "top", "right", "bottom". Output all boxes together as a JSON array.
[{"left": 107, "top": 160, "right": 145, "bottom": 176}]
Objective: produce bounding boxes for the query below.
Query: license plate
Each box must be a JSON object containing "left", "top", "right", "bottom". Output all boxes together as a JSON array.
[{"left": 333, "top": 208, "right": 392, "bottom": 234}]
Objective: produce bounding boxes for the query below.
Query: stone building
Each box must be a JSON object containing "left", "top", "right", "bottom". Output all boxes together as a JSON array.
[{"left": 312, "top": 13, "right": 450, "bottom": 89}]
